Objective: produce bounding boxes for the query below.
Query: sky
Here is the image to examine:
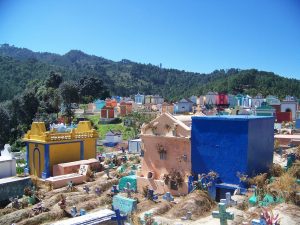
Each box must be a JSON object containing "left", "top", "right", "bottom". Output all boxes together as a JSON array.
[{"left": 0, "top": 0, "right": 300, "bottom": 78}]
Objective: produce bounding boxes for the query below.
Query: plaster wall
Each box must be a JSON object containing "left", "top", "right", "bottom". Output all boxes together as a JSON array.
[
  {"left": 140, "top": 136, "right": 191, "bottom": 180},
  {"left": 0, "top": 159, "right": 16, "bottom": 178}
]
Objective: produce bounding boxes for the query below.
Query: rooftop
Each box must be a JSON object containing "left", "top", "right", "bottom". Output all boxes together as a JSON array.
[{"left": 192, "top": 115, "right": 274, "bottom": 121}]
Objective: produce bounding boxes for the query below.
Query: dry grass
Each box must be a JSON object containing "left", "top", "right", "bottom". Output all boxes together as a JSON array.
[
  {"left": 167, "top": 190, "right": 215, "bottom": 219},
  {"left": 154, "top": 201, "right": 173, "bottom": 215},
  {"left": 248, "top": 173, "right": 268, "bottom": 189},
  {"left": 269, "top": 164, "right": 285, "bottom": 177}
]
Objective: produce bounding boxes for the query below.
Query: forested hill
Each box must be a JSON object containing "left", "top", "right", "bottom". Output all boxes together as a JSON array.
[{"left": 0, "top": 44, "right": 300, "bottom": 102}]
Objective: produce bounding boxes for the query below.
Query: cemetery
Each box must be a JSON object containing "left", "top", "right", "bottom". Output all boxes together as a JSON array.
[{"left": 0, "top": 110, "right": 299, "bottom": 225}]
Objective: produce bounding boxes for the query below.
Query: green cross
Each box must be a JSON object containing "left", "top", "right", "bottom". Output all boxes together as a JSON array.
[{"left": 212, "top": 203, "right": 234, "bottom": 225}]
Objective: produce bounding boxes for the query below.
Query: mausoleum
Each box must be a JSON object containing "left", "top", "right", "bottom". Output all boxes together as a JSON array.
[
  {"left": 191, "top": 116, "right": 274, "bottom": 196},
  {"left": 23, "top": 121, "right": 98, "bottom": 178}
]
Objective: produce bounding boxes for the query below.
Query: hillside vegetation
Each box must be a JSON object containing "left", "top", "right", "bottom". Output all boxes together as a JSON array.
[{"left": 1, "top": 44, "right": 300, "bottom": 102}]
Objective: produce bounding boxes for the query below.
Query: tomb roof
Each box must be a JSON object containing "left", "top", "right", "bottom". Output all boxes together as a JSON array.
[{"left": 192, "top": 115, "right": 274, "bottom": 121}]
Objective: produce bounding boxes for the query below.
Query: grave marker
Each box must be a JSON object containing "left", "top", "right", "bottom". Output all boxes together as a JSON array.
[
  {"left": 83, "top": 185, "right": 90, "bottom": 194},
  {"left": 181, "top": 211, "right": 192, "bottom": 220},
  {"left": 220, "top": 192, "right": 237, "bottom": 207},
  {"left": 212, "top": 203, "right": 234, "bottom": 225},
  {"left": 71, "top": 206, "right": 78, "bottom": 217},
  {"left": 79, "top": 165, "right": 89, "bottom": 176},
  {"left": 163, "top": 192, "right": 174, "bottom": 202},
  {"left": 95, "top": 187, "right": 102, "bottom": 196},
  {"left": 111, "top": 209, "right": 127, "bottom": 225},
  {"left": 112, "top": 195, "right": 137, "bottom": 214}
]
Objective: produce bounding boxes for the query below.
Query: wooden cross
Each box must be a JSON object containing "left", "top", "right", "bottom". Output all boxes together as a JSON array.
[
  {"left": 111, "top": 209, "right": 127, "bottom": 225},
  {"left": 212, "top": 203, "right": 234, "bottom": 225}
]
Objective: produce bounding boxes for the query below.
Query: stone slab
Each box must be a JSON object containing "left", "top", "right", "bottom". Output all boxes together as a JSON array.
[
  {"left": 112, "top": 195, "right": 137, "bottom": 214},
  {"left": 53, "top": 159, "right": 101, "bottom": 176},
  {"left": 46, "top": 173, "right": 86, "bottom": 189},
  {"left": 51, "top": 208, "right": 115, "bottom": 225},
  {"left": 0, "top": 177, "right": 31, "bottom": 202}
]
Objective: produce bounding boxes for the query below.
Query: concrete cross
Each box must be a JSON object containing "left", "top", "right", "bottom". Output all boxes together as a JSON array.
[
  {"left": 181, "top": 211, "right": 192, "bottom": 220},
  {"left": 212, "top": 203, "right": 234, "bottom": 225},
  {"left": 123, "top": 182, "right": 134, "bottom": 198},
  {"left": 95, "top": 187, "right": 102, "bottom": 196},
  {"left": 111, "top": 185, "right": 119, "bottom": 195},
  {"left": 163, "top": 192, "right": 174, "bottom": 202},
  {"left": 83, "top": 185, "right": 90, "bottom": 194},
  {"left": 111, "top": 209, "right": 127, "bottom": 225},
  {"left": 220, "top": 192, "right": 237, "bottom": 207},
  {"left": 71, "top": 206, "right": 78, "bottom": 217},
  {"left": 147, "top": 189, "right": 158, "bottom": 201}
]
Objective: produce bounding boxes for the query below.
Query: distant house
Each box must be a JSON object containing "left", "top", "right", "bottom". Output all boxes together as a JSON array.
[
  {"left": 255, "top": 102, "right": 276, "bottom": 117},
  {"left": 94, "top": 99, "right": 106, "bottom": 111},
  {"left": 251, "top": 94, "right": 265, "bottom": 108},
  {"left": 111, "top": 96, "right": 122, "bottom": 103},
  {"left": 101, "top": 106, "right": 115, "bottom": 119},
  {"left": 103, "top": 130, "right": 122, "bottom": 147},
  {"left": 174, "top": 98, "right": 193, "bottom": 114},
  {"left": 119, "top": 101, "right": 133, "bottom": 116},
  {"left": 144, "top": 95, "right": 164, "bottom": 104},
  {"left": 135, "top": 93, "right": 145, "bottom": 104},
  {"left": 281, "top": 96, "right": 298, "bottom": 120},
  {"left": 105, "top": 98, "right": 118, "bottom": 108},
  {"left": 128, "top": 139, "right": 142, "bottom": 154},
  {"left": 205, "top": 91, "right": 218, "bottom": 106},
  {"left": 161, "top": 102, "right": 174, "bottom": 114},
  {"left": 189, "top": 96, "right": 197, "bottom": 104},
  {"left": 216, "top": 93, "right": 229, "bottom": 108}
]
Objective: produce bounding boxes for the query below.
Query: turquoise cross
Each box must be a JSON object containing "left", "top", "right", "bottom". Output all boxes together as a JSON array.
[{"left": 212, "top": 203, "right": 234, "bottom": 225}]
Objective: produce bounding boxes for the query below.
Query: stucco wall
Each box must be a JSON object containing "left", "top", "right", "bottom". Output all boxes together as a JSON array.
[
  {"left": 140, "top": 136, "right": 191, "bottom": 180},
  {"left": 192, "top": 116, "right": 274, "bottom": 185},
  {"left": 0, "top": 159, "right": 16, "bottom": 179}
]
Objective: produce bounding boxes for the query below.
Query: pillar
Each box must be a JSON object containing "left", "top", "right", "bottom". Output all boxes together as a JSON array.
[{"left": 42, "top": 144, "right": 50, "bottom": 179}]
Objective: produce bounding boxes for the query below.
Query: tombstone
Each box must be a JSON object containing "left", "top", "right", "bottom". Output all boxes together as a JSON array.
[
  {"left": 71, "top": 206, "right": 78, "bottom": 217},
  {"left": 212, "top": 203, "right": 234, "bottom": 225},
  {"left": 147, "top": 189, "right": 158, "bottom": 201},
  {"left": 181, "top": 211, "right": 192, "bottom": 220},
  {"left": 112, "top": 195, "right": 137, "bottom": 214},
  {"left": 111, "top": 209, "right": 127, "bottom": 225},
  {"left": 163, "top": 192, "right": 174, "bottom": 202},
  {"left": 83, "top": 185, "right": 90, "bottom": 194},
  {"left": 95, "top": 187, "right": 102, "bottom": 196},
  {"left": 220, "top": 192, "right": 237, "bottom": 207},
  {"left": 79, "top": 165, "right": 89, "bottom": 176}
]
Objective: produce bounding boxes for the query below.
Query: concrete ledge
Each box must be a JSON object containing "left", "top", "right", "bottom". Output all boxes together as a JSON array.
[{"left": 46, "top": 173, "right": 86, "bottom": 189}]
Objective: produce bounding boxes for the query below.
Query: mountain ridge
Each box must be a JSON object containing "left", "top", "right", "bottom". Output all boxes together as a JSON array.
[{"left": 0, "top": 44, "right": 299, "bottom": 102}]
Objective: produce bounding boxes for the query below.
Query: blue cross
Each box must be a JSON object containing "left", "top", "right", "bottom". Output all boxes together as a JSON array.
[
  {"left": 111, "top": 209, "right": 127, "bottom": 225},
  {"left": 163, "top": 192, "right": 174, "bottom": 202}
]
